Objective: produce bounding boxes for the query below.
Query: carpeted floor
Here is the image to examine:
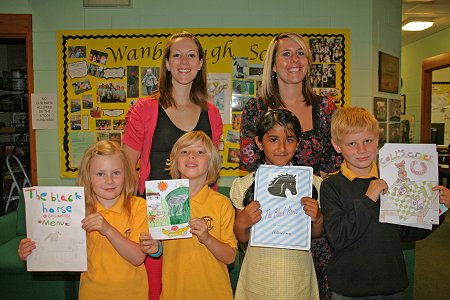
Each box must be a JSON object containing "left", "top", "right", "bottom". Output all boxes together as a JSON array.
[{"left": 414, "top": 213, "right": 450, "bottom": 299}]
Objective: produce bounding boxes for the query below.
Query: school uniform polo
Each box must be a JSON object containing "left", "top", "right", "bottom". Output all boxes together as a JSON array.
[
  {"left": 160, "top": 185, "right": 237, "bottom": 300},
  {"left": 79, "top": 195, "right": 148, "bottom": 300}
]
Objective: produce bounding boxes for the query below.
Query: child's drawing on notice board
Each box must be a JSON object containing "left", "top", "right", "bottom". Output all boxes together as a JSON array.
[
  {"left": 379, "top": 144, "right": 439, "bottom": 229},
  {"left": 145, "top": 179, "right": 191, "bottom": 240}
]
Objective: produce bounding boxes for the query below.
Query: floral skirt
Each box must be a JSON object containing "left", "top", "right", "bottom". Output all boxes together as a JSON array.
[{"left": 311, "top": 235, "right": 333, "bottom": 300}]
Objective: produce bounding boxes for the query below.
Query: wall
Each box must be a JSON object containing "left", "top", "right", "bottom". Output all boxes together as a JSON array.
[
  {"left": 401, "top": 26, "right": 450, "bottom": 143},
  {"left": 0, "top": 0, "right": 402, "bottom": 186}
]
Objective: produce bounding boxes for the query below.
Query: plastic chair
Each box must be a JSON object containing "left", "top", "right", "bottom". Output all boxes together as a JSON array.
[{"left": 4, "top": 154, "right": 31, "bottom": 212}]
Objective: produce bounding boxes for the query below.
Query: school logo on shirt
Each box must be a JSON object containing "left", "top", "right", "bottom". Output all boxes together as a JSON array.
[
  {"left": 201, "top": 216, "right": 214, "bottom": 231},
  {"left": 124, "top": 228, "right": 131, "bottom": 238}
]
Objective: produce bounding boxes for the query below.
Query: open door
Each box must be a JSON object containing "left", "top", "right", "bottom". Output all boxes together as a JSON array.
[
  {"left": 0, "top": 15, "right": 37, "bottom": 191},
  {"left": 421, "top": 51, "right": 450, "bottom": 143}
]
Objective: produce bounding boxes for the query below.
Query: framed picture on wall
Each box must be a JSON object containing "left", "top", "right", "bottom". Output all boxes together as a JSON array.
[
  {"left": 400, "top": 94, "right": 406, "bottom": 114},
  {"left": 389, "top": 98, "right": 401, "bottom": 122},
  {"left": 389, "top": 123, "right": 401, "bottom": 143},
  {"left": 374, "top": 97, "right": 388, "bottom": 121},
  {"left": 379, "top": 122, "right": 387, "bottom": 148},
  {"left": 378, "top": 51, "right": 399, "bottom": 94}
]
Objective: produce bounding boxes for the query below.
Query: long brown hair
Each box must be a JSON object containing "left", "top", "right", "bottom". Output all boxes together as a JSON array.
[
  {"left": 261, "top": 32, "right": 319, "bottom": 108},
  {"left": 156, "top": 31, "right": 208, "bottom": 110},
  {"left": 76, "top": 141, "right": 137, "bottom": 215}
]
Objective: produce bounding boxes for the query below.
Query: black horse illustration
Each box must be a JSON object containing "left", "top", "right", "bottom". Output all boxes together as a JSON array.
[{"left": 267, "top": 173, "right": 297, "bottom": 197}]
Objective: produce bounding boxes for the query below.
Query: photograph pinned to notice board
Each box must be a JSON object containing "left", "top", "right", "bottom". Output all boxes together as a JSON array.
[{"left": 23, "top": 186, "right": 87, "bottom": 271}]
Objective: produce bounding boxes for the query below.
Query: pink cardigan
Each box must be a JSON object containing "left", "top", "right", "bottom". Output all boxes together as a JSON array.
[{"left": 123, "top": 97, "right": 223, "bottom": 194}]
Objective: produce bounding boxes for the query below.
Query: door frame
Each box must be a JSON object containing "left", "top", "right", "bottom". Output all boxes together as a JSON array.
[
  {"left": 421, "top": 51, "right": 450, "bottom": 143},
  {"left": 0, "top": 14, "right": 37, "bottom": 185}
]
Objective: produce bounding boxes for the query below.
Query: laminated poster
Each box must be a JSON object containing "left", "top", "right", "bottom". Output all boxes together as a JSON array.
[
  {"left": 145, "top": 179, "right": 192, "bottom": 240},
  {"left": 251, "top": 165, "right": 313, "bottom": 250},
  {"left": 379, "top": 144, "right": 440, "bottom": 229},
  {"left": 23, "top": 186, "right": 87, "bottom": 271}
]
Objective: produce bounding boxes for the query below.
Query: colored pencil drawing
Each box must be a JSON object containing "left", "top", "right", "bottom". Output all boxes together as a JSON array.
[
  {"left": 145, "top": 179, "right": 192, "bottom": 240},
  {"left": 379, "top": 144, "right": 440, "bottom": 229}
]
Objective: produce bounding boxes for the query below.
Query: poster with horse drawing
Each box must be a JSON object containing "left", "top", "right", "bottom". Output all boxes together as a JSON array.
[
  {"left": 379, "top": 143, "right": 442, "bottom": 229},
  {"left": 251, "top": 165, "right": 313, "bottom": 250},
  {"left": 145, "top": 179, "right": 192, "bottom": 240}
]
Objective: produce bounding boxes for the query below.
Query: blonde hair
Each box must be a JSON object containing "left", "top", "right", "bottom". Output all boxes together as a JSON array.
[
  {"left": 261, "top": 32, "right": 318, "bottom": 108},
  {"left": 76, "top": 140, "right": 137, "bottom": 215},
  {"left": 168, "top": 131, "right": 221, "bottom": 185},
  {"left": 157, "top": 31, "right": 208, "bottom": 110},
  {"left": 331, "top": 107, "right": 379, "bottom": 143}
]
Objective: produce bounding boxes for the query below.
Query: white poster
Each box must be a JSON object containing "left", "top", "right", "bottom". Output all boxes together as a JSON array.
[
  {"left": 145, "top": 179, "right": 192, "bottom": 240},
  {"left": 31, "top": 93, "right": 58, "bottom": 129},
  {"left": 23, "top": 186, "right": 87, "bottom": 271},
  {"left": 379, "top": 144, "right": 440, "bottom": 229}
]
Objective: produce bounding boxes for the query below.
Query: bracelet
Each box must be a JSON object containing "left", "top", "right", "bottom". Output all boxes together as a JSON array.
[{"left": 149, "top": 240, "right": 162, "bottom": 258}]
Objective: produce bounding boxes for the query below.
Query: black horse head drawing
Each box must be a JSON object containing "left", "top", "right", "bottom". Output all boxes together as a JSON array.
[{"left": 267, "top": 173, "right": 297, "bottom": 198}]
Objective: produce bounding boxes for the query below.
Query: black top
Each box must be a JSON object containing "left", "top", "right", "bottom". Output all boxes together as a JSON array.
[
  {"left": 149, "top": 104, "right": 212, "bottom": 180},
  {"left": 320, "top": 172, "right": 439, "bottom": 297}
]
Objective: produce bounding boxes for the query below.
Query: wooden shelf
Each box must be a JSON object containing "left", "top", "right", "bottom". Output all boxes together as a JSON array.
[{"left": 0, "top": 127, "right": 27, "bottom": 134}]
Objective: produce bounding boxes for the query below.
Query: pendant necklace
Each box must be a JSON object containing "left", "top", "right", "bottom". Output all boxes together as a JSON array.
[{"left": 178, "top": 102, "right": 189, "bottom": 118}]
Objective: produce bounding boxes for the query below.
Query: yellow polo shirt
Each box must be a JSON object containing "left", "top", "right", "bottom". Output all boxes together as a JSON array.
[
  {"left": 161, "top": 185, "right": 237, "bottom": 300},
  {"left": 79, "top": 195, "right": 148, "bottom": 300},
  {"left": 340, "top": 160, "right": 379, "bottom": 180}
]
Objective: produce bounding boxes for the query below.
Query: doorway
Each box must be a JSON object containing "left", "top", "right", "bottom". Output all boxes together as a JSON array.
[
  {"left": 0, "top": 14, "right": 36, "bottom": 214},
  {"left": 421, "top": 51, "right": 450, "bottom": 143}
]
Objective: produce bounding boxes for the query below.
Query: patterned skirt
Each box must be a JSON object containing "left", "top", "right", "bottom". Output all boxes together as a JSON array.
[{"left": 311, "top": 235, "right": 333, "bottom": 300}]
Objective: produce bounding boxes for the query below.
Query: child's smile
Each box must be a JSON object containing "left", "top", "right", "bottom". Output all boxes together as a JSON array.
[{"left": 89, "top": 153, "right": 125, "bottom": 208}]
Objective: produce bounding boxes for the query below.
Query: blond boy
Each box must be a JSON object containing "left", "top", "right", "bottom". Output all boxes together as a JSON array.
[{"left": 320, "top": 107, "right": 449, "bottom": 299}]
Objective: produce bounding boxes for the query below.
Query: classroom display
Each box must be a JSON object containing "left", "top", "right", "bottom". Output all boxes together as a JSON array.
[{"left": 57, "top": 28, "right": 350, "bottom": 177}]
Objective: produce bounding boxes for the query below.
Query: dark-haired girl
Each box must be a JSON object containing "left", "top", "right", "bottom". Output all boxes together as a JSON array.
[{"left": 231, "top": 109, "right": 323, "bottom": 300}]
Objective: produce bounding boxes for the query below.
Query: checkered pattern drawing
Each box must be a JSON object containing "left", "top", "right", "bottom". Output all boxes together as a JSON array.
[{"left": 387, "top": 180, "right": 433, "bottom": 222}]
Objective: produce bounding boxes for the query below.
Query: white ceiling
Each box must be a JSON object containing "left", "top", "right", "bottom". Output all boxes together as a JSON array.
[{"left": 402, "top": 0, "right": 450, "bottom": 46}]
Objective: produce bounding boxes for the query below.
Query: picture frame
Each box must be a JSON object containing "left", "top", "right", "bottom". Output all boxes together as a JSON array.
[
  {"left": 378, "top": 51, "right": 399, "bottom": 94},
  {"left": 389, "top": 98, "right": 401, "bottom": 122},
  {"left": 378, "top": 122, "right": 387, "bottom": 148},
  {"left": 400, "top": 94, "right": 406, "bottom": 114},
  {"left": 374, "top": 97, "right": 388, "bottom": 121}
]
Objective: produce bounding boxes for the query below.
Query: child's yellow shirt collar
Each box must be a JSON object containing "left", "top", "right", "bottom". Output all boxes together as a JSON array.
[{"left": 340, "top": 160, "right": 379, "bottom": 181}]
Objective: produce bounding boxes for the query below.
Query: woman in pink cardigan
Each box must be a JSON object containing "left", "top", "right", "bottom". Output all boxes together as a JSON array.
[{"left": 123, "top": 31, "right": 223, "bottom": 300}]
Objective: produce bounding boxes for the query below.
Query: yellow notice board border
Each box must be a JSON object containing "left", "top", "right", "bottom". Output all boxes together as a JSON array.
[{"left": 57, "top": 28, "right": 351, "bottom": 177}]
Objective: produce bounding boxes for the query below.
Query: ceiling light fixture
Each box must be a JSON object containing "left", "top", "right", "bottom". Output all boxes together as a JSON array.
[{"left": 402, "top": 18, "right": 434, "bottom": 31}]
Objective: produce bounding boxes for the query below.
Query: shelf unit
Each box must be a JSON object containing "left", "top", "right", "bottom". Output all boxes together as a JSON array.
[{"left": 0, "top": 38, "right": 30, "bottom": 214}]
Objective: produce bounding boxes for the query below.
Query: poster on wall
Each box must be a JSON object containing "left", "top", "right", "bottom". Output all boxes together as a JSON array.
[{"left": 57, "top": 28, "right": 351, "bottom": 178}]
